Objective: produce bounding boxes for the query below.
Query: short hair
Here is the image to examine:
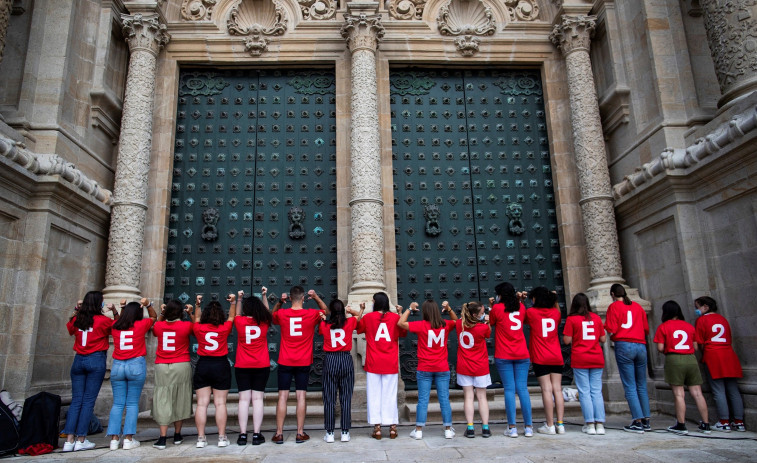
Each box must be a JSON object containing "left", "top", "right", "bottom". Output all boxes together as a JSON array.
[{"left": 289, "top": 285, "right": 305, "bottom": 302}]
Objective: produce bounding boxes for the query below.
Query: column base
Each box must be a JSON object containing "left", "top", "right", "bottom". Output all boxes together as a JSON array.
[
  {"left": 102, "top": 284, "right": 141, "bottom": 305},
  {"left": 585, "top": 280, "right": 650, "bottom": 315}
]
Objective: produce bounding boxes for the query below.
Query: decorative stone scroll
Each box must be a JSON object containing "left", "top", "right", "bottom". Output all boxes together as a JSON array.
[
  {"left": 298, "top": 0, "right": 337, "bottom": 20},
  {"left": 388, "top": 0, "right": 426, "bottom": 20},
  {"left": 179, "top": 72, "right": 230, "bottom": 96},
  {"left": 504, "top": 0, "right": 539, "bottom": 22},
  {"left": 437, "top": 0, "right": 496, "bottom": 56},
  {"left": 227, "top": 0, "right": 288, "bottom": 56},
  {"left": 181, "top": 0, "right": 217, "bottom": 21}
]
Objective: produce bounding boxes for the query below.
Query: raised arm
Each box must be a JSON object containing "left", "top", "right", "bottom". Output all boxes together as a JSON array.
[
  {"left": 106, "top": 302, "right": 119, "bottom": 321},
  {"left": 308, "top": 289, "right": 329, "bottom": 314},
  {"left": 261, "top": 286, "right": 270, "bottom": 311},
  {"left": 273, "top": 293, "right": 287, "bottom": 314},
  {"left": 193, "top": 295, "right": 203, "bottom": 323},
  {"left": 141, "top": 298, "right": 158, "bottom": 326},
  {"left": 225, "top": 291, "right": 241, "bottom": 323},
  {"left": 442, "top": 301, "right": 458, "bottom": 321},
  {"left": 157, "top": 304, "right": 166, "bottom": 322},
  {"left": 346, "top": 302, "right": 367, "bottom": 322},
  {"left": 397, "top": 301, "right": 418, "bottom": 331}
]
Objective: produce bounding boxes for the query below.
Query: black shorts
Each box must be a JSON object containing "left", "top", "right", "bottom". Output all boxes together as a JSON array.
[
  {"left": 277, "top": 364, "right": 310, "bottom": 391},
  {"left": 532, "top": 363, "right": 563, "bottom": 378},
  {"left": 194, "top": 356, "right": 232, "bottom": 390},
  {"left": 235, "top": 367, "right": 271, "bottom": 392}
]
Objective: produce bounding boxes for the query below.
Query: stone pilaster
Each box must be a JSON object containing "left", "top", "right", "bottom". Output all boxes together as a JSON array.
[
  {"left": 103, "top": 13, "right": 170, "bottom": 302},
  {"left": 700, "top": 0, "right": 757, "bottom": 108},
  {"left": 341, "top": 5, "right": 386, "bottom": 299},
  {"left": 0, "top": 0, "right": 10, "bottom": 65}
]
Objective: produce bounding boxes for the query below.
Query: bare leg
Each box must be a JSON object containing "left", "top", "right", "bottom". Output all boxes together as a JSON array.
[
  {"left": 214, "top": 389, "right": 229, "bottom": 436},
  {"left": 475, "top": 387, "right": 489, "bottom": 425},
  {"left": 238, "top": 390, "right": 252, "bottom": 434},
  {"left": 195, "top": 387, "right": 212, "bottom": 437},
  {"left": 276, "top": 390, "right": 289, "bottom": 434},
  {"left": 463, "top": 386, "right": 475, "bottom": 424},
  {"left": 538, "top": 375, "right": 554, "bottom": 426},
  {"left": 252, "top": 390, "right": 265, "bottom": 434},
  {"left": 295, "top": 390, "right": 307, "bottom": 434},
  {"left": 174, "top": 421, "right": 183, "bottom": 434},
  {"left": 159, "top": 425, "right": 169, "bottom": 437},
  {"left": 689, "top": 385, "right": 709, "bottom": 423},
  {"left": 671, "top": 385, "right": 686, "bottom": 423},
  {"left": 551, "top": 373, "right": 564, "bottom": 423}
]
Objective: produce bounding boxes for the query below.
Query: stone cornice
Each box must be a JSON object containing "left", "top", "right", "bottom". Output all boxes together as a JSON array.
[
  {"left": 122, "top": 12, "right": 171, "bottom": 55},
  {"left": 550, "top": 14, "right": 595, "bottom": 56}
]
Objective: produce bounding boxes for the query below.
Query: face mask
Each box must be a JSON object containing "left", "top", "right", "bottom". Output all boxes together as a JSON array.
[
  {"left": 101, "top": 301, "right": 105, "bottom": 309},
  {"left": 694, "top": 309, "right": 702, "bottom": 317},
  {"left": 495, "top": 295, "right": 501, "bottom": 303},
  {"left": 478, "top": 313, "right": 486, "bottom": 321}
]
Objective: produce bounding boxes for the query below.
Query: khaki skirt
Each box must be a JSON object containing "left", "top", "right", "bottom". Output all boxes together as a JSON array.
[{"left": 152, "top": 362, "right": 193, "bottom": 426}]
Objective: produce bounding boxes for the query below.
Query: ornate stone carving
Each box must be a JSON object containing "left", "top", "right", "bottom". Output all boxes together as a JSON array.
[
  {"left": 388, "top": 0, "right": 425, "bottom": 20},
  {"left": 505, "top": 0, "right": 539, "bottom": 22},
  {"left": 549, "top": 14, "right": 594, "bottom": 56},
  {"left": 0, "top": 0, "right": 11, "bottom": 65},
  {"left": 298, "top": 0, "right": 337, "bottom": 20},
  {"left": 288, "top": 72, "right": 336, "bottom": 94},
  {"left": 437, "top": 0, "right": 495, "bottom": 56},
  {"left": 454, "top": 35, "right": 480, "bottom": 56},
  {"left": 389, "top": 72, "right": 436, "bottom": 95},
  {"left": 227, "top": 0, "right": 288, "bottom": 56},
  {"left": 700, "top": 0, "right": 757, "bottom": 105},
  {"left": 122, "top": 13, "right": 170, "bottom": 56},
  {"left": 181, "top": 0, "right": 217, "bottom": 21},
  {"left": 179, "top": 72, "right": 230, "bottom": 96},
  {"left": 341, "top": 12, "right": 385, "bottom": 51}
]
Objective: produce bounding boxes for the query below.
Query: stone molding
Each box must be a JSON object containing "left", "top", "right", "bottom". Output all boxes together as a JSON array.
[
  {"left": 0, "top": 135, "right": 113, "bottom": 204},
  {"left": 341, "top": 12, "right": 384, "bottom": 52},
  {"left": 549, "top": 14, "right": 594, "bottom": 56},
  {"left": 387, "top": 0, "right": 425, "bottom": 20},
  {"left": 227, "top": 0, "right": 288, "bottom": 55},
  {"left": 0, "top": 0, "right": 10, "bottom": 65},
  {"left": 298, "top": 0, "right": 337, "bottom": 20},
  {"left": 181, "top": 0, "right": 217, "bottom": 21},
  {"left": 122, "top": 12, "right": 171, "bottom": 55},
  {"left": 613, "top": 102, "right": 757, "bottom": 200},
  {"left": 504, "top": 0, "right": 539, "bottom": 22}
]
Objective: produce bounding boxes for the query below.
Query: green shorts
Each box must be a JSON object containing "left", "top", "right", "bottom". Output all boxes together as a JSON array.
[{"left": 664, "top": 354, "right": 702, "bottom": 386}]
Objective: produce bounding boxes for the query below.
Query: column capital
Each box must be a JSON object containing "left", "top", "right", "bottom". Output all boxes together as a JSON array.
[
  {"left": 550, "top": 14, "right": 596, "bottom": 57},
  {"left": 122, "top": 12, "right": 170, "bottom": 55},
  {"left": 340, "top": 12, "right": 384, "bottom": 52}
]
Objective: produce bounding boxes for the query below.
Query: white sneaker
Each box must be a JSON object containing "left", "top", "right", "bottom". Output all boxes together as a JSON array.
[
  {"left": 109, "top": 438, "right": 120, "bottom": 450},
  {"left": 62, "top": 441, "right": 75, "bottom": 452},
  {"left": 74, "top": 439, "right": 97, "bottom": 451},
  {"left": 524, "top": 426, "right": 534, "bottom": 437},
  {"left": 556, "top": 423, "right": 566, "bottom": 434},
  {"left": 444, "top": 427, "right": 455, "bottom": 439},
  {"left": 324, "top": 432, "right": 335, "bottom": 443},
  {"left": 196, "top": 436, "right": 207, "bottom": 448},
  {"left": 537, "top": 424, "right": 556, "bottom": 435},
  {"left": 595, "top": 423, "right": 605, "bottom": 435},
  {"left": 410, "top": 429, "right": 423, "bottom": 440},
  {"left": 341, "top": 431, "right": 350, "bottom": 442},
  {"left": 122, "top": 438, "right": 140, "bottom": 450},
  {"left": 217, "top": 435, "right": 229, "bottom": 447},
  {"left": 507, "top": 427, "right": 518, "bottom": 438},
  {"left": 582, "top": 424, "right": 596, "bottom": 435}
]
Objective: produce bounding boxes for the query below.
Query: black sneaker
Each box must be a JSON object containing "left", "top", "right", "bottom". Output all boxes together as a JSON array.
[
  {"left": 173, "top": 433, "right": 184, "bottom": 445},
  {"left": 698, "top": 422, "right": 711, "bottom": 434},
  {"left": 237, "top": 433, "right": 248, "bottom": 446},
  {"left": 153, "top": 436, "right": 167, "bottom": 450},
  {"left": 482, "top": 427, "right": 491, "bottom": 438},
  {"left": 465, "top": 428, "right": 475, "bottom": 438},
  {"left": 641, "top": 418, "right": 652, "bottom": 431},
  {"left": 623, "top": 421, "right": 645, "bottom": 434},
  {"left": 667, "top": 422, "right": 688, "bottom": 435},
  {"left": 252, "top": 433, "right": 266, "bottom": 445}
]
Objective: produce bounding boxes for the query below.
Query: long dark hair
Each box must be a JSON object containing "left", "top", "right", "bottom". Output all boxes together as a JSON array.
[
  {"left": 495, "top": 282, "right": 520, "bottom": 313},
  {"left": 611, "top": 283, "right": 631, "bottom": 305},
  {"left": 164, "top": 299, "right": 184, "bottom": 322},
  {"left": 200, "top": 300, "right": 226, "bottom": 326},
  {"left": 373, "top": 292, "right": 390, "bottom": 320},
  {"left": 242, "top": 295, "right": 273, "bottom": 325},
  {"left": 568, "top": 293, "right": 592, "bottom": 318},
  {"left": 529, "top": 286, "right": 557, "bottom": 309},
  {"left": 421, "top": 300, "right": 444, "bottom": 330},
  {"left": 74, "top": 291, "right": 104, "bottom": 331},
  {"left": 661, "top": 300, "right": 685, "bottom": 323},
  {"left": 113, "top": 302, "right": 144, "bottom": 330},
  {"left": 695, "top": 296, "right": 718, "bottom": 313},
  {"left": 328, "top": 299, "right": 347, "bottom": 329}
]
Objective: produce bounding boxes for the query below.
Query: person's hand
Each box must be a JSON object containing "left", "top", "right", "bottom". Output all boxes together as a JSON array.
[
  {"left": 516, "top": 291, "right": 526, "bottom": 301},
  {"left": 184, "top": 304, "right": 193, "bottom": 313},
  {"left": 410, "top": 302, "right": 419, "bottom": 312},
  {"left": 227, "top": 293, "right": 236, "bottom": 303},
  {"left": 160, "top": 303, "right": 166, "bottom": 314},
  {"left": 261, "top": 286, "right": 267, "bottom": 296},
  {"left": 119, "top": 298, "right": 127, "bottom": 308},
  {"left": 106, "top": 303, "right": 117, "bottom": 313},
  {"left": 484, "top": 314, "right": 490, "bottom": 323},
  {"left": 196, "top": 294, "right": 203, "bottom": 305},
  {"left": 396, "top": 305, "right": 403, "bottom": 314},
  {"left": 442, "top": 301, "right": 451, "bottom": 313},
  {"left": 307, "top": 289, "right": 316, "bottom": 299},
  {"left": 281, "top": 293, "right": 288, "bottom": 302},
  {"left": 489, "top": 297, "right": 495, "bottom": 306},
  {"left": 346, "top": 305, "right": 357, "bottom": 316},
  {"left": 359, "top": 302, "right": 366, "bottom": 311},
  {"left": 75, "top": 300, "right": 83, "bottom": 311},
  {"left": 320, "top": 312, "right": 327, "bottom": 321},
  {"left": 238, "top": 290, "right": 244, "bottom": 299},
  {"left": 140, "top": 297, "right": 151, "bottom": 307}
]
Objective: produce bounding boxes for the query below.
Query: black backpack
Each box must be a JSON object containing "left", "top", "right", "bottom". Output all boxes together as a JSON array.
[
  {"left": 18, "top": 392, "right": 61, "bottom": 450},
  {"left": 0, "top": 399, "right": 20, "bottom": 456}
]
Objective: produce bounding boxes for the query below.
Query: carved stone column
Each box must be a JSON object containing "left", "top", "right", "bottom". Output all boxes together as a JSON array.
[
  {"left": 103, "top": 13, "right": 170, "bottom": 302},
  {"left": 700, "top": 0, "right": 757, "bottom": 108},
  {"left": 341, "top": 5, "right": 386, "bottom": 299}
]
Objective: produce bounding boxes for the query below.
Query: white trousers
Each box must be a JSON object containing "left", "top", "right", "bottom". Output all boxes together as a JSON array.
[{"left": 366, "top": 372, "right": 399, "bottom": 425}]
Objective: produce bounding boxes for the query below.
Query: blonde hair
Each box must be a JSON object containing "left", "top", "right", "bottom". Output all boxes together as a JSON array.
[{"left": 461, "top": 301, "right": 481, "bottom": 329}]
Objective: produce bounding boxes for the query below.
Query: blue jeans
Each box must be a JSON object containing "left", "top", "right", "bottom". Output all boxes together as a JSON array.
[
  {"left": 495, "top": 358, "right": 532, "bottom": 426},
  {"left": 416, "top": 370, "right": 452, "bottom": 427},
  {"left": 614, "top": 341, "right": 650, "bottom": 420},
  {"left": 573, "top": 368, "right": 605, "bottom": 423},
  {"left": 107, "top": 356, "right": 147, "bottom": 436},
  {"left": 63, "top": 351, "right": 107, "bottom": 436}
]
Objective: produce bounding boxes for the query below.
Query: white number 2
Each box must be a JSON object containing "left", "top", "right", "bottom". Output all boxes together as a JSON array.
[
  {"left": 673, "top": 330, "right": 690, "bottom": 350},
  {"left": 711, "top": 324, "right": 726, "bottom": 343}
]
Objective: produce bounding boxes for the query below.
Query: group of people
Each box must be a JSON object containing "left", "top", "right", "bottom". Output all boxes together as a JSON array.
[{"left": 60, "top": 283, "right": 746, "bottom": 452}]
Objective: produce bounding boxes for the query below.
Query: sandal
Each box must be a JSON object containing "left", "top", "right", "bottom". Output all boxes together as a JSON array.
[
  {"left": 389, "top": 425, "right": 398, "bottom": 439},
  {"left": 371, "top": 424, "right": 382, "bottom": 440}
]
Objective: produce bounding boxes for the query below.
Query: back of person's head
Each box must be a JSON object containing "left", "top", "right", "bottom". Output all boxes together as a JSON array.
[
  {"left": 242, "top": 295, "right": 272, "bottom": 325},
  {"left": 113, "top": 301, "right": 144, "bottom": 331},
  {"left": 610, "top": 283, "right": 631, "bottom": 305},
  {"left": 495, "top": 282, "right": 519, "bottom": 313},
  {"left": 661, "top": 300, "right": 685, "bottom": 323},
  {"left": 200, "top": 300, "right": 226, "bottom": 326},
  {"left": 529, "top": 286, "right": 557, "bottom": 309},
  {"left": 461, "top": 301, "right": 481, "bottom": 329},
  {"left": 568, "top": 293, "right": 592, "bottom": 318},
  {"left": 74, "top": 290, "right": 104, "bottom": 331},
  {"left": 328, "top": 299, "right": 347, "bottom": 329},
  {"left": 421, "top": 300, "right": 444, "bottom": 329},
  {"left": 694, "top": 296, "right": 718, "bottom": 313},
  {"left": 373, "top": 292, "right": 390, "bottom": 314},
  {"left": 289, "top": 285, "right": 305, "bottom": 303},
  {"left": 163, "top": 299, "right": 184, "bottom": 321}
]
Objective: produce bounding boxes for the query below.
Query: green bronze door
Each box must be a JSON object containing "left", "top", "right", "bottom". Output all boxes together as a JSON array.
[
  {"left": 390, "top": 69, "right": 568, "bottom": 389},
  {"left": 165, "top": 69, "right": 338, "bottom": 391}
]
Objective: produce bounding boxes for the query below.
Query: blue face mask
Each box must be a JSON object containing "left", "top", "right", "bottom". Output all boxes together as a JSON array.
[
  {"left": 694, "top": 309, "right": 702, "bottom": 317},
  {"left": 101, "top": 301, "right": 105, "bottom": 309}
]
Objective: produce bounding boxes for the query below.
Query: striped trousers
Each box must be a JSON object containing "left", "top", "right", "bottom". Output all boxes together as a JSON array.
[{"left": 322, "top": 351, "right": 354, "bottom": 433}]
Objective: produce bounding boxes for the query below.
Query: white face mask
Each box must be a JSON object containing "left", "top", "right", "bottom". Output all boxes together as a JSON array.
[{"left": 478, "top": 313, "right": 486, "bottom": 321}]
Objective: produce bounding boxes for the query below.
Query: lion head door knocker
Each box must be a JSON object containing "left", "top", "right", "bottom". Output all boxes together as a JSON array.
[
  {"left": 288, "top": 206, "right": 306, "bottom": 239},
  {"left": 201, "top": 207, "right": 220, "bottom": 242},
  {"left": 505, "top": 202, "right": 525, "bottom": 235},
  {"left": 424, "top": 204, "right": 442, "bottom": 237}
]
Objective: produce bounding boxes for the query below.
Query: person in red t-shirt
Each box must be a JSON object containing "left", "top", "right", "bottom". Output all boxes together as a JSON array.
[
  {"left": 398, "top": 300, "right": 458, "bottom": 440},
  {"left": 192, "top": 292, "right": 238, "bottom": 448},
  {"left": 319, "top": 299, "right": 365, "bottom": 443},
  {"left": 452, "top": 301, "right": 492, "bottom": 438},
  {"left": 107, "top": 298, "right": 158, "bottom": 450},
  {"left": 524, "top": 286, "right": 564, "bottom": 435},
  {"left": 357, "top": 292, "right": 407, "bottom": 440},
  {"left": 234, "top": 287, "right": 272, "bottom": 446},
  {"left": 271, "top": 286, "right": 328, "bottom": 444},
  {"left": 694, "top": 296, "right": 745, "bottom": 432},
  {"left": 62, "top": 291, "right": 118, "bottom": 452},
  {"left": 151, "top": 299, "right": 194, "bottom": 449},
  {"left": 654, "top": 300, "right": 710, "bottom": 435},
  {"left": 563, "top": 293, "right": 606, "bottom": 436}
]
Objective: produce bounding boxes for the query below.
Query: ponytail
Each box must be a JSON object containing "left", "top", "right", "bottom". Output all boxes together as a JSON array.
[
  {"left": 611, "top": 283, "right": 631, "bottom": 305},
  {"left": 461, "top": 302, "right": 480, "bottom": 329}
]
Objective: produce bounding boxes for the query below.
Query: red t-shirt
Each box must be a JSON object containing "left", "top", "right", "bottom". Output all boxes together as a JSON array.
[
  {"left": 525, "top": 307, "right": 563, "bottom": 366},
  {"left": 193, "top": 320, "right": 233, "bottom": 357},
  {"left": 356, "top": 311, "right": 407, "bottom": 374},
  {"left": 605, "top": 301, "right": 649, "bottom": 343},
  {"left": 234, "top": 316, "right": 270, "bottom": 368},
  {"left": 408, "top": 319, "right": 456, "bottom": 372},
  {"left": 694, "top": 313, "right": 742, "bottom": 379},
  {"left": 563, "top": 313, "right": 605, "bottom": 369},
  {"left": 454, "top": 320, "right": 491, "bottom": 377},
  {"left": 320, "top": 316, "right": 358, "bottom": 352},
  {"left": 67, "top": 315, "right": 113, "bottom": 355},
  {"left": 112, "top": 318, "right": 153, "bottom": 360},
  {"left": 489, "top": 302, "right": 529, "bottom": 360},
  {"left": 273, "top": 308, "right": 324, "bottom": 366},
  {"left": 654, "top": 319, "right": 695, "bottom": 354},
  {"left": 153, "top": 320, "right": 193, "bottom": 364}
]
